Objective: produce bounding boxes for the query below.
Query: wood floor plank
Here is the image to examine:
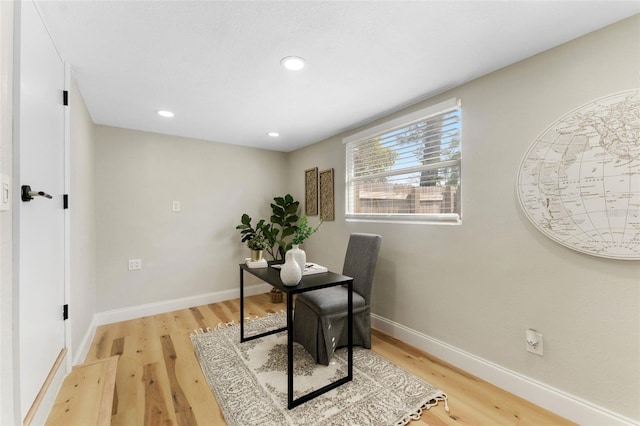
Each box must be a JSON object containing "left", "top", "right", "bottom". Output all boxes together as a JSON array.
[
  {"left": 110, "top": 356, "right": 144, "bottom": 426},
  {"left": 169, "top": 332, "right": 218, "bottom": 406},
  {"left": 207, "top": 302, "right": 234, "bottom": 324},
  {"left": 111, "top": 317, "right": 162, "bottom": 425},
  {"left": 194, "top": 305, "right": 224, "bottom": 331},
  {"left": 159, "top": 334, "right": 198, "bottom": 426},
  {"left": 85, "top": 324, "right": 117, "bottom": 363},
  {"left": 79, "top": 293, "right": 572, "bottom": 425},
  {"left": 169, "top": 331, "right": 223, "bottom": 424},
  {"left": 187, "top": 306, "right": 209, "bottom": 331},
  {"left": 142, "top": 361, "right": 177, "bottom": 426}
]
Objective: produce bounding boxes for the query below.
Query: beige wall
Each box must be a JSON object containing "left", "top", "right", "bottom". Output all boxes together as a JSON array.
[
  {"left": 95, "top": 126, "right": 288, "bottom": 311},
  {"left": 287, "top": 16, "right": 640, "bottom": 420},
  {"left": 69, "top": 76, "right": 96, "bottom": 361}
]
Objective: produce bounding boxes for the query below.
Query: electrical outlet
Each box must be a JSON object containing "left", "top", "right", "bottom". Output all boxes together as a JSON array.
[
  {"left": 172, "top": 200, "right": 180, "bottom": 212},
  {"left": 128, "top": 259, "right": 142, "bottom": 270},
  {"left": 526, "top": 329, "right": 544, "bottom": 356}
]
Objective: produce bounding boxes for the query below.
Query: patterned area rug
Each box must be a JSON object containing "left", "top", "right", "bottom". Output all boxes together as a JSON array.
[{"left": 190, "top": 312, "right": 448, "bottom": 425}]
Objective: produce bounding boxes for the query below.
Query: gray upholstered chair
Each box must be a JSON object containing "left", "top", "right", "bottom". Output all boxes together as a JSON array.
[{"left": 293, "top": 233, "right": 382, "bottom": 365}]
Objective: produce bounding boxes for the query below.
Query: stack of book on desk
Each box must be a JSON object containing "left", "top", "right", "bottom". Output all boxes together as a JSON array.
[
  {"left": 244, "top": 258, "right": 268, "bottom": 268},
  {"left": 271, "top": 263, "right": 328, "bottom": 275},
  {"left": 302, "top": 263, "right": 328, "bottom": 275}
]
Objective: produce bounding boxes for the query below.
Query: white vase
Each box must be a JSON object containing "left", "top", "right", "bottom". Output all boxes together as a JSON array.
[
  {"left": 288, "top": 244, "right": 306, "bottom": 273},
  {"left": 280, "top": 254, "right": 302, "bottom": 286}
]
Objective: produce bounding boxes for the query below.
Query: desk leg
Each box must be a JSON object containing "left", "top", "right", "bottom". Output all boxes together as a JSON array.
[
  {"left": 348, "top": 280, "right": 353, "bottom": 381},
  {"left": 287, "top": 291, "right": 294, "bottom": 409},
  {"left": 239, "top": 266, "right": 245, "bottom": 342}
]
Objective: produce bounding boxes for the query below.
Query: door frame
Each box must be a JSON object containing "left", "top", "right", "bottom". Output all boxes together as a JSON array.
[{"left": 63, "top": 62, "right": 71, "bottom": 371}]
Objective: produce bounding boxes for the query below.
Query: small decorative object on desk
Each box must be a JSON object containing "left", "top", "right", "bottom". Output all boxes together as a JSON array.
[
  {"left": 280, "top": 256, "right": 302, "bottom": 286},
  {"left": 288, "top": 245, "right": 306, "bottom": 273},
  {"left": 245, "top": 258, "right": 268, "bottom": 269}
]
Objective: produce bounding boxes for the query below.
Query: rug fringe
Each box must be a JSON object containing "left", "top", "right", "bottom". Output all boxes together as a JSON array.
[
  {"left": 395, "top": 394, "right": 449, "bottom": 426},
  {"left": 190, "top": 311, "right": 286, "bottom": 336},
  {"left": 190, "top": 321, "right": 235, "bottom": 336}
]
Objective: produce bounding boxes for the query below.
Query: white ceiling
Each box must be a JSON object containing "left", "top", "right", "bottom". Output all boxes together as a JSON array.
[{"left": 36, "top": 1, "right": 639, "bottom": 152}]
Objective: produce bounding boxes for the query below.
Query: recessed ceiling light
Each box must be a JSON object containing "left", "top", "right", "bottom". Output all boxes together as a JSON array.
[
  {"left": 280, "top": 56, "right": 305, "bottom": 71},
  {"left": 268, "top": 132, "right": 280, "bottom": 137},
  {"left": 157, "top": 110, "right": 174, "bottom": 118}
]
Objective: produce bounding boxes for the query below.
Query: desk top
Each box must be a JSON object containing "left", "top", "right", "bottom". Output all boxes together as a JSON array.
[{"left": 240, "top": 263, "right": 352, "bottom": 293}]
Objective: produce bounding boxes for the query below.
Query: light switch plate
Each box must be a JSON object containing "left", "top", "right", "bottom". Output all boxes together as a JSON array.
[{"left": 0, "top": 174, "right": 10, "bottom": 212}]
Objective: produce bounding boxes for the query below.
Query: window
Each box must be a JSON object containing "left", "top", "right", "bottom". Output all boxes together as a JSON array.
[{"left": 345, "top": 98, "right": 461, "bottom": 224}]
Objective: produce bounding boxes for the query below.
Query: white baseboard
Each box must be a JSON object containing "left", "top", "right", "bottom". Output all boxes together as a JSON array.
[
  {"left": 73, "top": 284, "right": 272, "bottom": 365},
  {"left": 371, "top": 314, "right": 638, "bottom": 426},
  {"left": 94, "top": 283, "right": 272, "bottom": 326},
  {"left": 73, "top": 316, "right": 98, "bottom": 365}
]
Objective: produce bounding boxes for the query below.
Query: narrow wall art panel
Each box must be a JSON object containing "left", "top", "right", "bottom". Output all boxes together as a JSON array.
[
  {"left": 305, "top": 167, "right": 318, "bottom": 216},
  {"left": 319, "top": 168, "right": 335, "bottom": 221}
]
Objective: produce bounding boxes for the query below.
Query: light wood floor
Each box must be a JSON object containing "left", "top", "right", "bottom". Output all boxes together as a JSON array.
[{"left": 84, "top": 293, "right": 574, "bottom": 425}]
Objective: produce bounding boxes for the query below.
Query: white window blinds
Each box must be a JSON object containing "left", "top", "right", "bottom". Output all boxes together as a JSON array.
[{"left": 345, "top": 98, "right": 461, "bottom": 224}]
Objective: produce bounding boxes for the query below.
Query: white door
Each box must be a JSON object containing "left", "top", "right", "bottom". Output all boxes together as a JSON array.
[{"left": 15, "top": 0, "right": 66, "bottom": 419}]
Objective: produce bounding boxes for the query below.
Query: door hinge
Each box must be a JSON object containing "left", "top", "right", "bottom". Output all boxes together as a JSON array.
[
  {"left": 63, "top": 90, "right": 69, "bottom": 106},
  {"left": 63, "top": 304, "right": 69, "bottom": 320},
  {"left": 63, "top": 194, "right": 69, "bottom": 209}
]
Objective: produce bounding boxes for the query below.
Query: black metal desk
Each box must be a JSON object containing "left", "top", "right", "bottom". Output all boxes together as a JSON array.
[{"left": 239, "top": 264, "right": 354, "bottom": 409}]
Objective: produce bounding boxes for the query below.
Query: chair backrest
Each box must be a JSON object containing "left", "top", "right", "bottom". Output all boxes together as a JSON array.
[{"left": 342, "top": 233, "right": 382, "bottom": 304}]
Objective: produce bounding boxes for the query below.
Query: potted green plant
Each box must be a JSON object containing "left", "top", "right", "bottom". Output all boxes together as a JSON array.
[
  {"left": 235, "top": 194, "right": 300, "bottom": 262},
  {"left": 236, "top": 214, "right": 266, "bottom": 244},
  {"left": 236, "top": 214, "right": 270, "bottom": 261},
  {"left": 235, "top": 194, "right": 302, "bottom": 301},
  {"left": 269, "top": 194, "right": 300, "bottom": 260},
  {"left": 286, "top": 215, "right": 322, "bottom": 274},
  {"left": 246, "top": 235, "right": 268, "bottom": 262},
  {"left": 292, "top": 215, "right": 322, "bottom": 246}
]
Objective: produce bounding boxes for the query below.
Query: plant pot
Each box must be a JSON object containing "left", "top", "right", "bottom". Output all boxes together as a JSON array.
[
  {"left": 269, "top": 288, "right": 283, "bottom": 303},
  {"left": 250, "top": 249, "right": 263, "bottom": 262}
]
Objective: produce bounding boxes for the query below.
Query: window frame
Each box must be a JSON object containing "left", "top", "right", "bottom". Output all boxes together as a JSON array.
[{"left": 343, "top": 98, "right": 462, "bottom": 225}]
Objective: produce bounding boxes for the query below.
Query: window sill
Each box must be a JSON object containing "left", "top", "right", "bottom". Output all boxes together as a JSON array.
[{"left": 345, "top": 214, "right": 461, "bottom": 225}]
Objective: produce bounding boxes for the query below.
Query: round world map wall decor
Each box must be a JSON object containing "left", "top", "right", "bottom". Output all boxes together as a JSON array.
[{"left": 517, "top": 89, "right": 640, "bottom": 260}]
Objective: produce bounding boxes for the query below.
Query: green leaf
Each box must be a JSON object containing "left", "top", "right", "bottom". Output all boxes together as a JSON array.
[
  {"left": 281, "top": 227, "right": 295, "bottom": 238},
  {"left": 241, "top": 214, "right": 251, "bottom": 225},
  {"left": 270, "top": 215, "right": 283, "bottom": 226},
  {"left": 285, "top": 204, "right": 298, "bottom": 215},
  {"left": 285, "top": 214, "right": 299, "bottom": 224}
]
